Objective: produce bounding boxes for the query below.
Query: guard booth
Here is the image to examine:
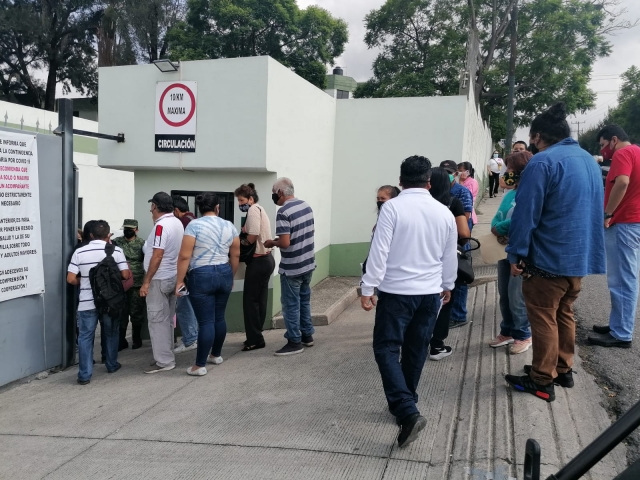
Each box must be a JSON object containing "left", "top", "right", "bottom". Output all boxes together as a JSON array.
[{"left": 0, "top": 102, "right": 80, "bottom": 387}]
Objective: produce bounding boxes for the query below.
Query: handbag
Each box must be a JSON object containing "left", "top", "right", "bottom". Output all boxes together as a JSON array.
[
  {"left": 239, "top": 206, "right": 261, "bottom": 263},
  {"left": 456, "top": 238, "right": 480, "bottom": 285},
  {"left": 239, "top": 232, "right": 257, "bottom": 263}
]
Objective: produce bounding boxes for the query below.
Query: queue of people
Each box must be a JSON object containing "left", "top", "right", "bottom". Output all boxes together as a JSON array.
[{"left": 67, "top": 177, "right": 316, "bottom": 383}]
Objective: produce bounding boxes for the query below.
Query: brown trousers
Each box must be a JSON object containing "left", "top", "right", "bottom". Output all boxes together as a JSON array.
[{"left": 522, "top": 275, "right": 582, "bottom": 385}]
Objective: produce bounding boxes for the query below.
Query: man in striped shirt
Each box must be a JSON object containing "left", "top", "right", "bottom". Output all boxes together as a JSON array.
[
  {"left": 67, "top": 220, "right": 130, "bottom": 385},
  {"left": 264, "top": 178, "right": 316, "bottom": 356}
]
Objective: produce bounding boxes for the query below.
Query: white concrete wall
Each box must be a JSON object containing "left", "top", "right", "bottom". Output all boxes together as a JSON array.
[
  {"left": 460, "top": 87, "right": 493, "bottom": 189},
  {"left": 0, "top": 100, "right": 133, "bottom": 233},
  {"left": 330, "top": 96, "right": 469, "bottom": 246},
  {"left": 98, "top": 57, "right": 270, "bottom": 172},
  {"left": 75, "top": 153, "right": 134, "bottom": 232},
  {"left": 265, "top": 58, "right": 336, "bottom": 258}
]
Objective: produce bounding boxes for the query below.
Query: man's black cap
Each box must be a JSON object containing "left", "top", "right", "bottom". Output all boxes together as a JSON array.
[
  {"left": 148, "top": 192, "right": 174, "bottom": 210},
  {"left": 440, "top": 160, "right": 459, "bottom": 173}
]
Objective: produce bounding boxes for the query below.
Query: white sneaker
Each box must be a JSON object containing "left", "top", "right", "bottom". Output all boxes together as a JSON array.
[
  {"left": 173, "top": 342, "right": 198, "bottom": 354},
  {"left": 207, "top": 355, "right": 223, "bottom": 365},
  {"left": 186, "top": 366, "right": 207, "bottom": 376}
]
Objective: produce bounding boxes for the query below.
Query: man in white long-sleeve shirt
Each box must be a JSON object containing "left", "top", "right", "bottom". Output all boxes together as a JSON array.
[{"left": 361, "top": 155, "right": 458, "bottom": 448}]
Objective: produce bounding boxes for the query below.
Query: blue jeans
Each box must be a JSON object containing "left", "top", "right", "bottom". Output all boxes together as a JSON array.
[
  {"left": 280, "top": 271, "right": 314, "bottom": 344},
  {"left": 176, "top": 295, "right": 198, "bottom": 346},
  {"left": 373, "top": 291, "right": 440, "bottom": 421},
  {"left": 606, "top": 223, "right": 640, "bottom": 341},
  {"left": 188, "top": 264, "right": 233, "bottom": 367},
  {"left": 497, "top": 259, "right": 531, "bottom": 340},
  {"left": 451, "top": 233, "right": 472, "bottom": 322},
  {"left": 77, "top": 309, "right": 119, "bottom": 381}
]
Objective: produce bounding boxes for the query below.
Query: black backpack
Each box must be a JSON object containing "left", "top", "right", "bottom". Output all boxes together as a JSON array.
[{"left": 89, "top": 244, "right": 126, "bottom": 318}]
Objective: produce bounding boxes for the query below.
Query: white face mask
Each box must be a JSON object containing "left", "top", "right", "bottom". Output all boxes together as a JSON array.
[{"left": 493, "top": 154, "right": 499, "bottom": 158}]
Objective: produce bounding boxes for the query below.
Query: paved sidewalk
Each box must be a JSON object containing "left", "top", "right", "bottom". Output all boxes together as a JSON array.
[{"left": 0, "top": 195, "right": 628, "bottom": 479}]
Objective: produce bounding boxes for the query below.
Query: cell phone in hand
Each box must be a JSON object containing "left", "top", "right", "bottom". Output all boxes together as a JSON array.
[{"left": 178, "top": 285, "right": 189, "bottom": 296}]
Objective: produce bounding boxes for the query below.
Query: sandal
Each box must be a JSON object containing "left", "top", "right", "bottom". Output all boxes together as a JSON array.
[{"left": 242, "top": 343, "right": 266, "bottom": 351}]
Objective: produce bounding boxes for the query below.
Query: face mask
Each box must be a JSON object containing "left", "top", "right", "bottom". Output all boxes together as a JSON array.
[
  {"left": 493, "top": 154, "right": 499, "bottom": 158},
  {"left": 449, "top": 174, "right": 455, "bottom": 183},
  {"left": 503, "top": 171, "right": 520, "bottom": 187},
  {"left": 271, "top": 192, "right": 280, "bottom": 205},
  {"left": 123, "top": 229, "right": 136, "bottom": 239},
  {"left": 239, "top": 204, "right": 250, "bottom": 213},
  {"left": 600, "top": 142, "right": 616, "bottom": 161},
  {"left": 377, "top": 201, "right": 384, "bottom": 211}
]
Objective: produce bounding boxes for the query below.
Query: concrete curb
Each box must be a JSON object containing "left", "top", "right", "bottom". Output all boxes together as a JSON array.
[{"left": 272, "top": 287, "right": 358, "bottom": 329}]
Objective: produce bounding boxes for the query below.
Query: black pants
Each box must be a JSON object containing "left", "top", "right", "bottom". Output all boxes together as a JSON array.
[
  {"left": 489, "top": 172, "right": 500, "bottom": 196},
  {"left": 243, "top": 253, "right": 276, "bottom": 344},
  {"left": 429, "top": 287, "right": 457, "bottom": 350}
]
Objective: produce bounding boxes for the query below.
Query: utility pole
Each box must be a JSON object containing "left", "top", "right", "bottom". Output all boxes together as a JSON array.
[
  {"left": 505, "top": 0, "right": 518, "bottom": 153},
  {"left": 571, "top": 121, "right": 582, "bottom": 140}
]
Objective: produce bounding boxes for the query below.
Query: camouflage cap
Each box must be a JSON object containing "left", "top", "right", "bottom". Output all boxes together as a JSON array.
[{"left": 121, "top": 219, "right": 138, "bottom": 229}]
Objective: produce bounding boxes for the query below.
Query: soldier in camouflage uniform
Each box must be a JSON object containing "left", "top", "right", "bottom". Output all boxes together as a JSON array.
[{"left": 113, "top": 219, "right": 147, "bottom": 349}]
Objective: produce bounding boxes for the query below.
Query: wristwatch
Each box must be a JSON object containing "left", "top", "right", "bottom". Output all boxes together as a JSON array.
[{"left": 604, "top": 213, "right": 614, "bottom": 219}]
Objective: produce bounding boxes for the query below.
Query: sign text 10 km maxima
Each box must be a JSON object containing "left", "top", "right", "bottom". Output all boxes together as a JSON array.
[{"left": 155, "top": 81, "right": 197, "bottom": 152}]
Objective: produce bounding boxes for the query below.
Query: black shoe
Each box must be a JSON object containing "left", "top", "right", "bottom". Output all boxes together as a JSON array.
[
  {"left": 524, "top": 365, "right": 574, "bottom": 388},
  {"left": 301, "top": 335, "right": 314, "bottom": 347},
  {"left": 77, "top": 378, "right": 90, "bottom": 385},
  {"left": 592, "top": 324, "right": 611, "bottom": 335},
  {"left": 505, "top": 374, "right": 555, "bottom": 402},
  {"left": 449, "top": 319, "right": 469, "bottom": 329},
  {"left": 429, "top": 346, "right": 453, "bottom": 361},
  {"left": 274, "top": 341, "right": 304, "bottom": 356},
  {"left": 131, "top": 340, "right": 142, "bottom": 350},
  {"left": 107, "top": 363, "right": 122, "bottom": 374},
  {"left": 101, "top": 356, "right": 106, "bottom": 364},
  {"left": 588, "top": 333, "right": 632, "bottom": 348},
  {"left": 118, "top": 339, "right": 129, "bottom": 352},
  {"left": 397, "top": 413, "right": 427, "bottom": 448}
]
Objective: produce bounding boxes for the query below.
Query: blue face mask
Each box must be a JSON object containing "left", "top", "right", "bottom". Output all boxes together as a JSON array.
[{"left": 239, "top": 204, "right": 250, "bottom": 213}]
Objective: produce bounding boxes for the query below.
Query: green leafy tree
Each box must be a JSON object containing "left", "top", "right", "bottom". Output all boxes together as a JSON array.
[
  {"left": 168, "top": 0, "right": 348, "bottom": 88},
  {"left": 580, "top": 66, "right": 640, "bottom": 152},
  {"left": 0, "top": 0, "right": 102, "bottom": 110},
  {"left": 355, "top": 0, "right": 635, "bottom": 141}
]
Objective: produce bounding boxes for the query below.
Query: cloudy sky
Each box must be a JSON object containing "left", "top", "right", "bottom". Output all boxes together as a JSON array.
[{"left": 299, "top": 0, "right": 640, "bottom": 138}]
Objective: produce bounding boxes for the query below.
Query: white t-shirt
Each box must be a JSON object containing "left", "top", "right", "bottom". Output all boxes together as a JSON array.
[
  {"left": 488, "top": 157, "right": 504, "bottom": 174},
  {"left": 68, "top": 240, "right": 128, "bottom": 311},
  {"left": 143, "top": 213, "right": 184, "bottom": 280}
]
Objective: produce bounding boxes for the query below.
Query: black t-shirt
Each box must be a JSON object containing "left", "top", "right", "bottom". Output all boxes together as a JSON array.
[{"left": 448, "top": 197, "right": 465, "bottom": 218}]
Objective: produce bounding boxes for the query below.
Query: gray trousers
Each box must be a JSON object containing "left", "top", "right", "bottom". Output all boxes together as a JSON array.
[{"left": 147, "top": 276, "right": 177, "bottom": 368}]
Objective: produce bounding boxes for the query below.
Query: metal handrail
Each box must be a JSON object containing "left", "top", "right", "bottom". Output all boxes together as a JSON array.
[{"left": 526, "top": 399, "right": 640, "bottom": 480}]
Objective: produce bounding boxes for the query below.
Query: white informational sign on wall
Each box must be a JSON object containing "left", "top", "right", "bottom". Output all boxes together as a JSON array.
[
  {"left": 0, "top": 131, "right": 45, "bottom": 302},
  {"left": 155, "top": 81, "right": 198, "bottom": 153}
]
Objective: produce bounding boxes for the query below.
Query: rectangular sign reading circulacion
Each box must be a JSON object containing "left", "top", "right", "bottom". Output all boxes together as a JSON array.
[
  {"left": 155, "top": 81, "right": 197, "bottom": 152},
  {"left": 0, "top": 131, "right": 45, "bottom": 302}
]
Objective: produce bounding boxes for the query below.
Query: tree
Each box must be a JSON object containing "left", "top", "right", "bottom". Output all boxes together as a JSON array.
[
  {"left": 355, "top": 0, "right": 636, "bottom": 141},
  {"left": 125, "top": 0, "right": 186, "bottom": 63},
  {"left": 168, "top": 0, "right": 348, "bottom": 89},
  {"left": 580, "top": 66, "right": 640, "bottom": 153},
  {"left": 0, "top": 0, "right": 102, "bottom": 110}
]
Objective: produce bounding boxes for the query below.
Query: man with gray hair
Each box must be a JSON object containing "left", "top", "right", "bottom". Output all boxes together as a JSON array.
[{"left": 264, "top": 178, "right": 316, "bottom": 356}]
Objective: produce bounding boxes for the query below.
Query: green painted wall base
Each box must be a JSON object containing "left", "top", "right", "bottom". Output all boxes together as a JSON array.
[
  {"left": 226, "top": 243, "right": 364, "bottom": 333},
  {"left": 329, "top": 242, "right": 370, "bottom": 277}
]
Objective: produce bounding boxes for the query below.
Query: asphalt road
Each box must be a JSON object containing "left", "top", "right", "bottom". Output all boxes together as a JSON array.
[{"left": 574, "top": 274, "right": 640, "bottom": 465}]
